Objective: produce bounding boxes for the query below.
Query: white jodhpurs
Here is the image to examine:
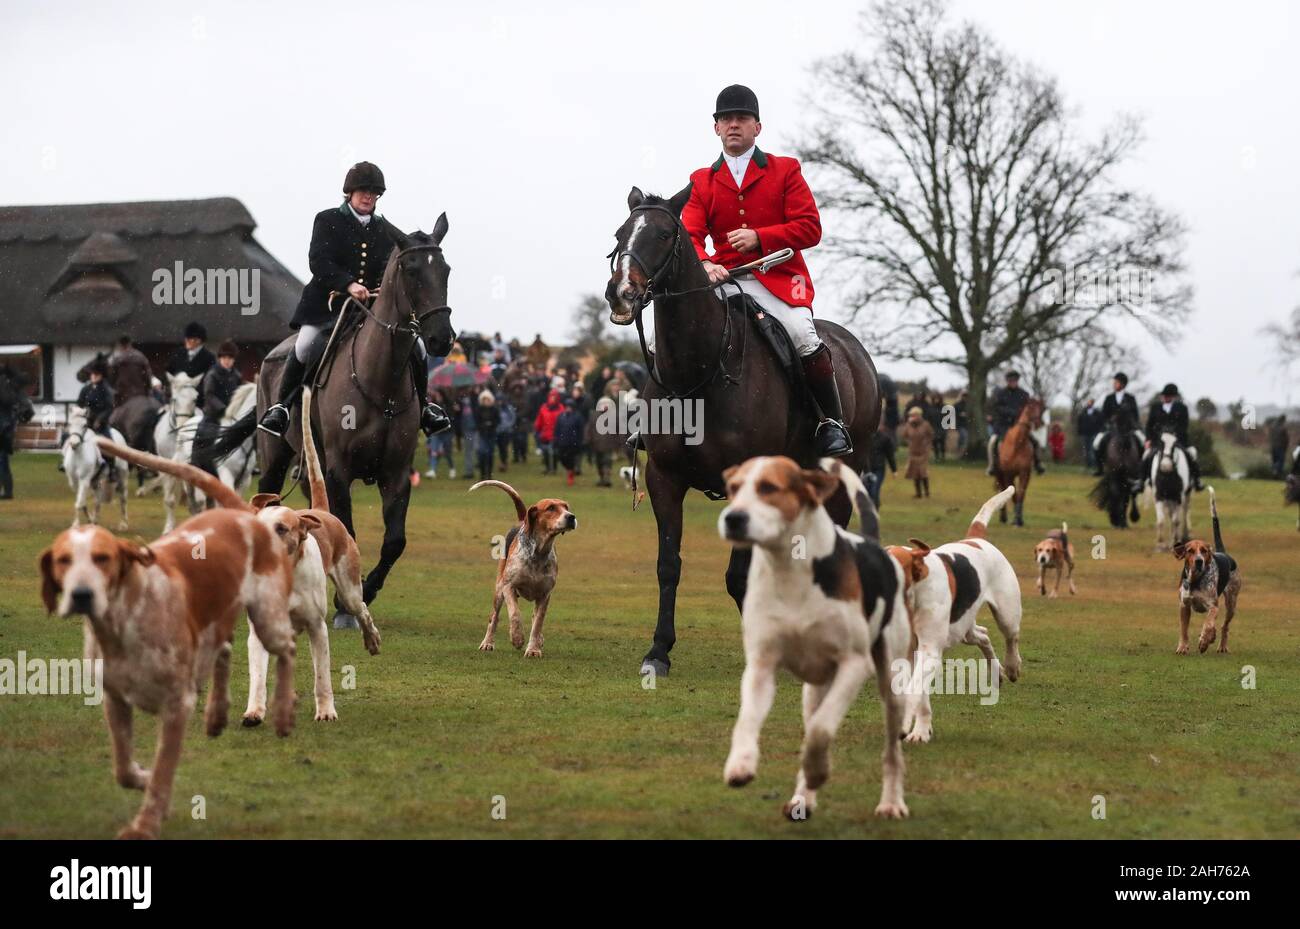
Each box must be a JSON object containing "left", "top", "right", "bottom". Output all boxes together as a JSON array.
[
  {"left": 294, "top": 321, "right": 427, "bottom": 365},
  {"left": 643, "top": 276, "right": 821, "bottom": 357}
]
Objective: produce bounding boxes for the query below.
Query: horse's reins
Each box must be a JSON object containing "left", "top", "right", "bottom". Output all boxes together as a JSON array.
[{"left": 606, "top": 203, "right": 791, "bottom": 400}]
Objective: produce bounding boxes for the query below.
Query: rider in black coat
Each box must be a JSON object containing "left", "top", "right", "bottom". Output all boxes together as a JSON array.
[
  {"left": 77, "top": 359, "right": 114, "bottom": 436},
  {"left": 258, "top": 162, "right": 450, "bottom": 439},
  {"left": 164, "top": 321, "right": 218, "bottom": 408},
  {"left": 1092, "top": 372, "right": 1142, "bottom": 477},
  {"left": 1141, "top": 383, "right": 1203, "bottom": 490},
  {"left": 192, "top": 341, "right": 245, "bottom": 481},
  {"left": 985, "top": 371, "right": 1045, "bottom": 475}
]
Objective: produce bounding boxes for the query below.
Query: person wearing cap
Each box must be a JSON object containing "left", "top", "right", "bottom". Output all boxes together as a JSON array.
[
  {"left": 637, "top": 84, "right": 849, "bottom": 457},
  {"left": 1091, "top": 372, "right": 1142, "bottom": 477},
  {"left": 258, "top": 161, "right": 451, "bottom": 439},
  {"left": 1141, "top": 382, "right": 1203, "bottom": 490},
  {"left": 900, "top": 405, "right": 934, "bottom": 498},
  {"left": 164, "top": 321, "right": 217, "bottom": 408},
  {"left": 191, "top": 340, "right": 246, "bottom": 480},
  {"left": 986, "top": 370, "right": 1045, "bottom": 476},
  {"left": 77, "top": 359, "right": 114, "bottom": 437}
]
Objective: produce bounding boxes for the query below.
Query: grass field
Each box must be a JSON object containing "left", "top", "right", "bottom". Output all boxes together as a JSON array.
[{"left": 1, "top": 450, "right": 1297, "bottom": 839}]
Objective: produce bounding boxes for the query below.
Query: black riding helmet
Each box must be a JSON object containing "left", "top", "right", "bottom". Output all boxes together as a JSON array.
[
  {"left": 343, "top": 161, "right": 386, "bottom": 195},
  {"left": 713, "top": 84, "right": 760, "bottom": 121},
  {"left": 1161, "top": 383, "right": 1179, "bottom": 397},
  {"left": 184, "top": 321, "right": 207, "bottom": 341},
  {"left": 1113, "top": 372, "right": 1129, "bottom": 387}
]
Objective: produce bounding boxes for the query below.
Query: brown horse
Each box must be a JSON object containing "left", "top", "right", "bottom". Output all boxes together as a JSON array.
[
  {"left": 605, "top": 186, "right": 880, "bottom": 676},
  {"left": 993, "top": 398, "right": 1043, "bottom": 527},
  {"left": 210, "top": 217, "right": 455, "bottom": 620}
]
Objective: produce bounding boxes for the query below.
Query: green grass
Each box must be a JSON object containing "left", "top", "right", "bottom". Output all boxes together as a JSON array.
[{"left": 1, "top": 452, "right": 1297, "bottom": 838}]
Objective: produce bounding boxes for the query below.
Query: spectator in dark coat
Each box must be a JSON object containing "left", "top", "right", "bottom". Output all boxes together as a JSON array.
[
  {"left": 554, "top": 399, "right": 585, "bottom": 486},
  {"left": 1077, "top": 398, "right": 1104, "bottom": 469},
  {"left": 1269, "top": 416, "right": 1290, "bottom": 478},
  {"left": 473, "top": 390, "right": 500, "bottom": 481},
  {"left": 954, "top": 390, "right": 970, "bottom": 454},
  {"left": 865, "top": 421, "right": 898, "bottom": 509},
  {"left": 0, "top": 364, "right": 35, "bottom": 500}
]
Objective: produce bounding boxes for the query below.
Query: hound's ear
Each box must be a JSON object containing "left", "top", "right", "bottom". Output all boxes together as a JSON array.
[
  {"left": 907, "top": 538, "right": 931, "bottom": 555},
  {"left": 298, "top": 513, "right": 323, "bottom": 532},
  {"left": 668, "top": 182, "right": 693, "bottom": 217},
  {"left": 249, "top": 493, "right": 281, "bottom": 511},
  {"left": 1172, "top": 542, "right": 1187, "bottom": 560},
  {"left": 38, "top": 547, "right": 58, "bottom": 614},
  {"left": 526, "top": 505, "right": 539, "bottom": 535},
  {"left": 801, "top": 468, "right": 841, "bottom": 505},
  {"left": 627, "top": 187, "right": 645, "bottom": 210},
  {"left": 721, "top": 464, "right": 742, "bottom": 484},
  {"left": 116, "top": 539, "right": 154, "bottom": 580},
  {"left": 430, "top": 212, "right": 449, "bottom": 246}
]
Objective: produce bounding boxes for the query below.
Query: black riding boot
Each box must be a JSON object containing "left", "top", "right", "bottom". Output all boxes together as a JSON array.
[
  {"left": 1031, "top": 437, "right": 1046, "bottom": 475},
  {"left": 1189, "top": 452, "right": 1205, "bottom": 491},
  {"left": 258, "top": 352, "right": 306, "bottom": 437},
  {"left": 801, "top": 345, "right": 853, "bottom": 457},
  {"left": 410, "top": 353, "right": 451, "bottom": 437}
]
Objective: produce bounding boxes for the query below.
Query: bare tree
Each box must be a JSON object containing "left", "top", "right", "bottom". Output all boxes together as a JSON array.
[
  {"left": 797, "top": 0, "right": 1191, "bottom": 451},
  {"left": 569, "top": 293, "right": 617, "bottom": 350},
  {"left": 1260, "top": 305, "right": 1300, "bottom": 371}
]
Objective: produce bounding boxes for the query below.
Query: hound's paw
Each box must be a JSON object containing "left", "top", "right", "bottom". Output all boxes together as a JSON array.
[
  {"left": 1003, "top": 662, "right": 1021, "bottom": 684},
  {"left": 274, "top": 706, "right": 295, "bottom": 738},
  {"left": 1217, "top": 643, "right": 1230, "bottom": 654},
  {"left": 116, "top": 825, "right": 156, "bottom": 840},
  {"left": 782, "top": 796, "right": 814, "bottom": 821},
  {"left": 510, "top": 630, "right": 525, "bottom": 649},
  {"left": 1198, "top": 630, "right": 1216, "bottom": 653},
  {"left": 723, "top": 749, "right": 758, "bottom": 787},
  {"left": 903, "top": 726, "right": 932, "bottom": 744},
  {"left": 874, "top": 800, "right": 909, "bottom": 820},
  {"left": 362, "top": 625, "right": 382, "bottom": 656},
  {"left": 478, "top": 639, "right": 495, "bottom": 652},
  {"left": 1048, "top": 590, "right": 1058, "bottom": 599},
  {"left": 313, "top": 706, "right": 338, "bottom": 722},
  {"left": 116, "top": 521, "right": 129, "bottom": 532},
  {"left": 524, "top": 644, "right": 543, "bottom": 658},
  {"left": 205, "top": 712, "right": 228, "bottom": 738},
  {"left": 241, "top": 711, "right": 265, "bottom": 727},
  {"left": 117, "top": 764, "right": 150, "bottom": 791},
  {"left": 1175, "top": 642, "right": 1189, "bottom": 655}
]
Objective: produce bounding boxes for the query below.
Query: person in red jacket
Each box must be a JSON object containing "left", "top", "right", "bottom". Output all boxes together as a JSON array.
[
  {"left": 533, "top": 389, "right": 564, "bottom": 474},
  {"left": 643, "top": 84, "right": 851, "bottom": 457}
]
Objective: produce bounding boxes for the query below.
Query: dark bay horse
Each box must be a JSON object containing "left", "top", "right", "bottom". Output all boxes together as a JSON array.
[
  {"left": 1090, "top": 411, "right": 1143, "bottom": 528},
  {"left": 606, "top": 186, "right": 879, "bottom": 676},
  {"left": 214, "top": 216, "right": 455, "bottom": 619},
  {"left": 993, "top": 398, "right": 1043, "bottom": 527}
]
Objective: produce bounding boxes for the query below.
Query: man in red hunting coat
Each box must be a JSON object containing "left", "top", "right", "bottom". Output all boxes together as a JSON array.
[{"left": 651, "top": 84, "right": 851, "bottom": 456}]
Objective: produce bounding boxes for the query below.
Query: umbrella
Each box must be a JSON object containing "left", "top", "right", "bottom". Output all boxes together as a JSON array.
[
  {"left": 613, "top": 360, "right": 648, "bottom": 390},
  {"left": 430, "top": 361, "right": 488, "bottom": 389}
]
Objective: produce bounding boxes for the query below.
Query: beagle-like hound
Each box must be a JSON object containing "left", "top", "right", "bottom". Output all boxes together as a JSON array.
[
  {"left": 718, "top": 456, "right": 910, "bottom": 821},
  {"left": 1173, "top": 487, "right": 1242, "bottom": 654},
  {"left": 1033, "top": 521, "right": 1076, "bottom": 598}
]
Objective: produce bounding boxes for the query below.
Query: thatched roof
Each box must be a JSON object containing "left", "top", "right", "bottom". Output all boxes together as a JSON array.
[{"left": 0, "top": 198, "right": 303, "bottom": 345}]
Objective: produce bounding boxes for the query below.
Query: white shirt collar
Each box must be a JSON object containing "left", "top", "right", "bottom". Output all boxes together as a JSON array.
[
  {"left": 348, "top": 202, "right": 372, "bottom": 226},
  {"left": 1114, "top": 390, "right": 1126, "bottom": 401},
  {"left": 723, "top": 145, "right": 756, "bottom": 187},
  {"left": 1162, "top": 401, "right": 1173, "bottom": 412}
]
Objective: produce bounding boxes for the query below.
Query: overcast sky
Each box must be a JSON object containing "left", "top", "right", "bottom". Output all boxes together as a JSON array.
[{"left": 3, "top": 0, "right": 1296, "bottom": 408}]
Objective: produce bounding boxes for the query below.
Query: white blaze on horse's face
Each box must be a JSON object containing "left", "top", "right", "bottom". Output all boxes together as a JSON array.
[
  {"left": 609, "top": 214, "right": 647, "bottom": 325},
  {"left": 1159, "top": 433, "right": 1177, "bottom": 472}
]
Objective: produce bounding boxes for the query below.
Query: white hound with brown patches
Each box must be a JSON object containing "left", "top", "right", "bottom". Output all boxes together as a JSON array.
[
  {"left": 888, "top": 486, "right": 1023, "bottom": 744},
  {"left": 244, "top": 386, "right": 381, "bottom": 723},
  {"left": 41, "top": 438, "right": 297, "bottom": 839},
  {"left": 719, "top": 456, "right": 910, "bottom": 821}
]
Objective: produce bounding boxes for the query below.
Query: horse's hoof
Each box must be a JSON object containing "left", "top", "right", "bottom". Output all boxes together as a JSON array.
[
  {"left": 640, "top": 657, "right": 670, "bottom": 679},
  {"left": 332, "top": 611, "right": 360, "bottom": 630}
]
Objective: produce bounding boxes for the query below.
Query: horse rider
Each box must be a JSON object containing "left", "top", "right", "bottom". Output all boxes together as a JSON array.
[
  {"left": 1141, "top": 382, "right": 1204, "bottom": 491},
  {"left": 165, "top": 321, "right": 217, "bottom": 410},
  {"left": 107, "top": 335, "right": 153, "bottom": 407},
  {"left": 1091, "top": 372, "right": 1142, "bottom": 476},
  {"left": 193, "top": 341, "right": 244, "bottom": 479},
  {"left": 635, "top": 84, "right": 851, "bottom": 457},
  {"left": 258, "top": 162, "right": 450, "bottom": 439},
  {"left": 77, "top": 358, "right": 114, "bottom": 437},
  {"left": 985, "top": 370, "right": 1045, "bottom": 475}
]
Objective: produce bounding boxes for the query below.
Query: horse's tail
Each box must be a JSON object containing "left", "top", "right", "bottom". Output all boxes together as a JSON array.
[
  {"left": 94, "top": 436, "right": 248, "bottom": 512},
  {"left": 300, "top": 387, "right": 329, "bottom": 513},
  {"left": 1088, "top": 476, "right": 1110, "bottom": 512},
  {"left": 968, "top": 486, "right": 1015, "bottom": 539},
  {"left": 199, "top": 409, "right": 257, "bottom": 461},
  {"left": 818, "top": 458, "right": 878, "bottom": 541},
  {"left": 1208, "top": 486, "right": 1225, "bottom": 553},
  {"left": 469, "top": 479, "right": 528, "bottom": 524}
]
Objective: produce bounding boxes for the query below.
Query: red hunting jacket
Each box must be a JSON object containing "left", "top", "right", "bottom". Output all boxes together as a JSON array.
[{"left": 681, "top": 147, "right": 822, "bottom": 310}]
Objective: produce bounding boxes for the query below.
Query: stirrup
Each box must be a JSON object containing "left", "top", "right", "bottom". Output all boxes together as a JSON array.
[
  {"left": 257, "top": 403, "right": 291, "bottom": 437},
  {"left": 814, "top": 419, "right": 853, "bottom": 457}
]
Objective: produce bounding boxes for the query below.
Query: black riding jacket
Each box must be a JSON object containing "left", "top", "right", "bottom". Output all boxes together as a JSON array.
[
  {"left": 1145, "top": 400, "right": 1190, "bottom": 447},
  {"left": 290, "top": 204, "right": 400, "bottom": 330}
]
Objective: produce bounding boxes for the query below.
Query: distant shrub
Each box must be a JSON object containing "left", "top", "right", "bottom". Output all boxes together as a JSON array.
[{"left": 1189, "top": 421, "right": 1224, "bottom": 477}]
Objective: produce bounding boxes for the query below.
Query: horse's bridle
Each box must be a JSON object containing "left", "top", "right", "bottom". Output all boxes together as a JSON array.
[
  {"left": 330, "top": 243, "right": 453, "bottom": 341},
  {"left": 606, "top": 204, "right": 740, "bottom": 399}
]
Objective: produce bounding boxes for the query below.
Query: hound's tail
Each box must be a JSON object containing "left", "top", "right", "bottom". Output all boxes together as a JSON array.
[
  {"left": 95, "top": 437, "right": 248, "bottom": 512},
  {"left": 469, "top": 479, "right": 528, "bottom": 524},
  {"left": 818, "top": 458, "right": 879, "bottom": 541},
  {"left": 1208, "top": 486, "right": 1225, "bottom": 553},
  {"left": 968, "top": 486, "right": 1015, "bottom": 539},
  {"left": 198, "top": 409, "right": 257, "bottom": 461},
  {"left": 1060, "top": 520, "right": 1070, "bottom": 550},
  {"left": 300, "top": 387, "right": 329, "bottom": 513}
]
